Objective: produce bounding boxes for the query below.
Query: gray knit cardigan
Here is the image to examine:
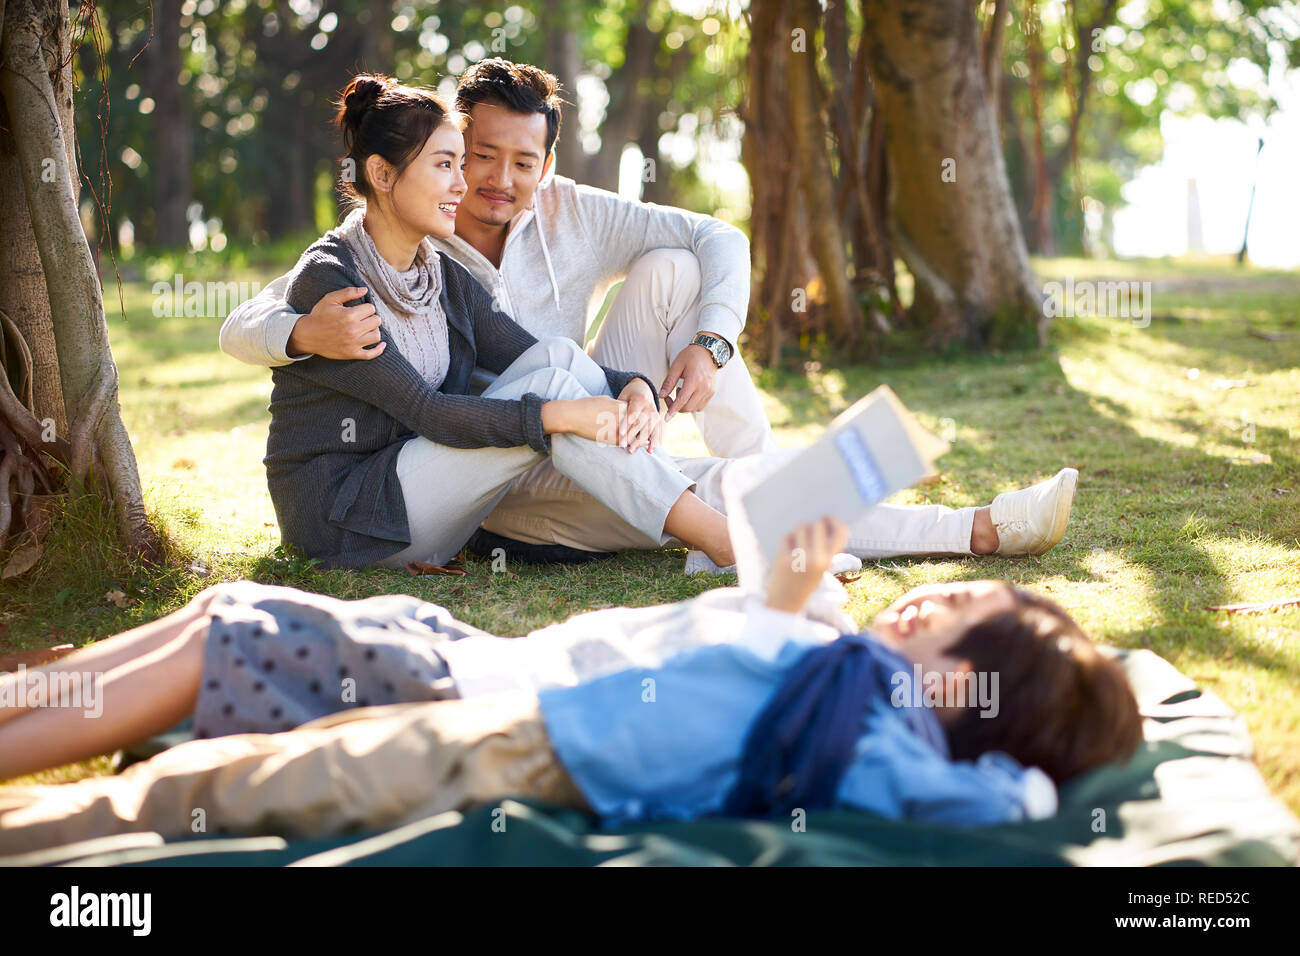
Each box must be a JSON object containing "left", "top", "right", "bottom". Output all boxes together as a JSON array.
[{"left": 265, "top": 231, "right": 658, "bottom": 568}]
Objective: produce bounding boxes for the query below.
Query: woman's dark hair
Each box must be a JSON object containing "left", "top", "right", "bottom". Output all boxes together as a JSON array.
[
  {"left": 942, "top": 586, "right": 1143, "bottom": 786},
  {"left": 334, "top": 73, "right": 463, "bottom": 207}
]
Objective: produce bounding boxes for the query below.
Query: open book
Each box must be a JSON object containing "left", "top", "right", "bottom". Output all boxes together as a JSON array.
[{"left": 722, "top": 385, "right": 950, "bottom": 591}]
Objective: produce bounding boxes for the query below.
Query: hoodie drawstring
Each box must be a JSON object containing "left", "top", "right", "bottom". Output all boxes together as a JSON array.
[{"left": 532, "top": 202, "right": 563, "bottom": 314}]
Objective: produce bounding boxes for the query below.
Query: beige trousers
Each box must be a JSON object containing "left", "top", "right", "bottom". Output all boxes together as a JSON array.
[{"left": 0, "top": 693, "right": 587, "bottom": 857}]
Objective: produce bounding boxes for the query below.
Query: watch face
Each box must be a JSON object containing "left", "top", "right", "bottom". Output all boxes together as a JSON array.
[{"left": 698, "top": 334, "right": 730, "bottom": 367}]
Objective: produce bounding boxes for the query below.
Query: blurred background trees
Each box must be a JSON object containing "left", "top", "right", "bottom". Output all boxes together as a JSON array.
[{"left": 74, "top": 0, "right": 1299, "bottom": 359}]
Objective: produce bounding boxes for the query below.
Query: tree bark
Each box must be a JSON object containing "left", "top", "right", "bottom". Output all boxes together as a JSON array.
[
  {"left": 363, "top": 0, "right": 394, "bottom": 68},
  {"left": 1024, "top": 0, "right": 1056, "bottom": 255},
  {"left": 982, "top": 0, "right": 1011, "bottom": 105},
  {"left": 1, "top": 0, "right": 151, "bottom": 551},
  {"left": 786, "top": 0, "right": 857, "bottom": 348},
  {"left": 861, "top": 0, "right": 1043, "bottom": 348},
  {"left": 0, "top": 108, "right": 66, "bottom": 438},
  {"left": 741, "top": 0, "right": 802, "bottom": 364},
  {"left": 150, "top": 0, "right": 190, "bottom": 248},
  {"left": 585, "top": 11, "right": 658, "bottom": 192},
  {"left": 544, "top": 0, "right": 586, "bottom": 183}
]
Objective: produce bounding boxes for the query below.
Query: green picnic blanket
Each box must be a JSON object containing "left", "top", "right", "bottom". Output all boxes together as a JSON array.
[{"left": 9, "top": 649, "right": 1298, "bottom": 867}]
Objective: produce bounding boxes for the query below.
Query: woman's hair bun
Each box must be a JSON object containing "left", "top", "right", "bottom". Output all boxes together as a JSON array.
[{"left": 339, "top": 74, "right": 391, "bottom": 142}]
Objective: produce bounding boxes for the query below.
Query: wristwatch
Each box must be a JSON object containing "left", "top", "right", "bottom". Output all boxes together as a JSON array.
[{"left": 692, "top": 332, "right": 733, "bottom": 369}]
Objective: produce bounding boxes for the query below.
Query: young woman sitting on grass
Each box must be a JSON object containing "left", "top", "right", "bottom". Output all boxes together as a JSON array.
[
  {"left": 0, "top": 519, "right": 1142, "bottom": 853},
  {"left": 266, "top": 73, "right": 736, "bottom": 571}
]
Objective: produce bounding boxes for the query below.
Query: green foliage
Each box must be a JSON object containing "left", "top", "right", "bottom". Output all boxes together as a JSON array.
[
  {"left": 996, "top": 0, "right": 1299, "bottom": 250},
  {"left": 74, "top": 0, "right": 745, "bottom": 252}
]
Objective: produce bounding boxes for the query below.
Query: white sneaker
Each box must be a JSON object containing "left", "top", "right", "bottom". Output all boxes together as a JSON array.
[
  {"left": 989, "top": 467, "right": 1078, "bottom": 556},
  {"left": 828, "top": 552, "right": 863, "bottom": 576},
  {"left": 684, "top": 550, "right": 736, "bottom": 576}
]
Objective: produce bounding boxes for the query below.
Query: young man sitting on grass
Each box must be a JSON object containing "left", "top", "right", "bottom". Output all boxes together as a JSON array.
[{"left": 0, "top": 520, "right": 1141, "bottom": 854}]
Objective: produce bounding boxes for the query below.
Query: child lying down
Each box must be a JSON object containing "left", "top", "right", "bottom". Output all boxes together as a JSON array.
[{"left": 0, "top": 519, "right": 1141, "bottom": 855}]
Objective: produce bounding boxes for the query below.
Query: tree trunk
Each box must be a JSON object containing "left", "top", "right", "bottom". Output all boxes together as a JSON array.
[
  {"left": 0, "top": 0, "right": 152, "bottom": 557},
  {"left": 544, "top": 0, "right": 586, "bottom": 182},
  {"left": 1024, "top": 0, "right": 1056, "bottom": 255},
  {"left": 0, "top": 97, "right": 66, "bottom": 438},
  {"left": 363, "top": 0, "right": 394, "bottom": 68},
  {"left": 786, "top": 0, "right": 858, "bottom": 349},
  {"left": 982, "top": 0, "right": 1011, "bottom": 106},
  {"left": 861, "top": 0, "right": 1043, "bottom": 348},
  {"left": 742, "top": 0, "right": 806, "bottom": 365},
  {"left": 150, "top": 0, "right": 190, "bottom": 248}
]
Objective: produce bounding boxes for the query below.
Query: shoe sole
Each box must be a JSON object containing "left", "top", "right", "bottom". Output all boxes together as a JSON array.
[{"left": 1030, "top": 467, "right": 1078, "bottom": 554}]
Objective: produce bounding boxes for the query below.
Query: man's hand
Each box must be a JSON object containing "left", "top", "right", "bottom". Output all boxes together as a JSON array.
[
  {"left": 617, "top": 378, "right": 663, "bottom": 454},
  {"left": 764, "top": 517, "right": 850, "bottom": 615},
  {"left": 660, "top": 341, "right": 719, "bottom": 420},
  {"left": 286, "top": 286, "right": 386, "bottom": 360}
]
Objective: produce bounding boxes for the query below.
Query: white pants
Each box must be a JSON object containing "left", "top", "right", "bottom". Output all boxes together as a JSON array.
[
  {"left": 482, "top": 451, "right": 974, "bottom": 559},
  {"left": 588, "top": 248, "right": 778, "bottom": 459},
  {"left": 382, "top": 337, "right": 693, "bottom": 568}
]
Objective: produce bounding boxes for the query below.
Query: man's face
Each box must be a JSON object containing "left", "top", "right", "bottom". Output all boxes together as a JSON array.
[
  {"left": 871, "top": 580, "right": 1017, "bottom": 676},
  {"left": 458, "top": 102, "right": 550, "bottom": 228}
]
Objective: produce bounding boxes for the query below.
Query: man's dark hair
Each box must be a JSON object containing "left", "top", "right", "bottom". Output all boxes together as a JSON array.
[
  {"left": 942, "top": 587, "right": 1143, "bottom": 786},
  {"left": 455, "top": 58, "right": 564, "bottom": 156}
]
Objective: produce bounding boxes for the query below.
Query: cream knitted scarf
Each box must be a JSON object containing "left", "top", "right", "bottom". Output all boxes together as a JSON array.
[{"left": 338, "top": 206, "right": 450, "bottom": 386}]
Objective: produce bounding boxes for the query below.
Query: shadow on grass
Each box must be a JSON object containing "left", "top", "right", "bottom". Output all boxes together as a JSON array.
[{"left": 762, "top": 344, "right": 1298, "bottom": 680}]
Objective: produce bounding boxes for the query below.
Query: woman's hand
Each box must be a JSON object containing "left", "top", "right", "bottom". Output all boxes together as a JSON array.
[
  {"left": 764, "top": 517, "right": 849, "bottom": 615},
  {"left": 617, "top": 379, "right": 663, "bottom": 454},
  {"left": 541, "top": 395, "right": 626, "bottom": 444},
  {"left": 541, "top": 382, "right": 662, "bottom": 453}
]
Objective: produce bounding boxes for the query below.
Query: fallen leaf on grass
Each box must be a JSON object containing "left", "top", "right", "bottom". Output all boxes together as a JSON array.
[
  {"left": 406, "top": 558, "right": 467, "bottom": 577},
  {"left": 1206, "top": 597, "right": 1300, "bottom": 615}
]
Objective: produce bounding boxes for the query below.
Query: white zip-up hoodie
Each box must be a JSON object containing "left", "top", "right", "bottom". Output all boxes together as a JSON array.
[{"left": 219, "top": 175, "right": 750, "bottom": 367}]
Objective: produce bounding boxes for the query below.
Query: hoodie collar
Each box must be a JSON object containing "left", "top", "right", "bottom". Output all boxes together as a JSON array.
[{"left": 437, "top": 191, "right": 562, "bottom": 315}]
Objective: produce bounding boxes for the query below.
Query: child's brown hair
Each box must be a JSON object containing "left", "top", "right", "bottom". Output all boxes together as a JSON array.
[{"left": 943, "top": 587, "right": 1143, "bottom": 785}]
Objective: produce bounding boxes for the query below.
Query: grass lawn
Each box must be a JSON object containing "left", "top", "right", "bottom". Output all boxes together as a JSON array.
[{"left": 2, "top": 255, "right": 1297, "bottom": 816}]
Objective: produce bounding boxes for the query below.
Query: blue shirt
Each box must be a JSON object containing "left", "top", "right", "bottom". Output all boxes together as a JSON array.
[{"left": 538, "top": 635, "right": 1054, "bottom": 828}]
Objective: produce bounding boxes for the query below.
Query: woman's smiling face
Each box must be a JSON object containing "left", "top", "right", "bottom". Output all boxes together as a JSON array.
[{"left": 388, "top": 120, "right": 468, "bottom": 240}]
